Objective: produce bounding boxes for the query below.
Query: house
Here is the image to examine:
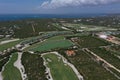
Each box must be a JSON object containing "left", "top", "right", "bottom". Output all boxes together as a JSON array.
[{"left": 66, "top": 50, "right": 76, "bottom": 56}]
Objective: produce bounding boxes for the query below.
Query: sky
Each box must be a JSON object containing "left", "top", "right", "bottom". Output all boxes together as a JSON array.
[{"left": 0, "top": 0, "right": 120, "bottom": 14}]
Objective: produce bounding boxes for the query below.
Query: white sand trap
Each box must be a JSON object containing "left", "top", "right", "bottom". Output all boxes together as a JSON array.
[
  {"left": 61, "top": 27, "right": 71, "bottom": 30},
  {"left": 14, "top": 52, "right": 27, "bottom": 80},
  {"left": 0, "top": 39, "right": 19, "bottom": 45},
  {"left": 0, "top": 72, "right": 3, "bottom": 80}
]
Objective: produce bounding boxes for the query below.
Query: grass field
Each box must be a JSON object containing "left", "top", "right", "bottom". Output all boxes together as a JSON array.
[
  {"left": 26, "top": 36, "right": 74, "bottom": 52},
  {"left": 46, "top": 36, "right": 65, "bottom": 41},
  {"left": 0, "top": 40, "right": 22, "bottom": 51},
  {"left": 32, "top": 40, "right": 73, "bottom": 52},
  {"left": 2, "top": 53, "right": 22, "bottom": 80},
  {"left": 43, "top": 53, "right": 78, "bottom": 80}
]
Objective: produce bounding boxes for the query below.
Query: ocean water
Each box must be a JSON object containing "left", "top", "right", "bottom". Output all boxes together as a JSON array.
[{"left": 0, "top": 14, "right": 106, "bottom": 21}]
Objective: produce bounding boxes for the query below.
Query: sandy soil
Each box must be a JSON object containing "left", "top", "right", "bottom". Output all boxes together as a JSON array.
[
  {"left": 14, "top": 52, "right": 27, "bottom": 80},
  {"left": 0, "top": 72, "right": 3, "bottom": 80},
  {"left": 0, "top": 39, "right": 19, "bottom": 45}
]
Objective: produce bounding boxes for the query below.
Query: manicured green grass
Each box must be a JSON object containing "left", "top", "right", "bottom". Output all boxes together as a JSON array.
[
  {"left": 2, "top": 53, "right": 22, "bottom": 80},
  {"left": 26, "top": 35, "right": 74, "bottom": 52},
  {"left": 32, "top": 40, "right": 73, "bottom": 52},
  {"left": 0, "top": 40, "right": 22, "bottom": 51},
  {"left": 46, "top": 36, "right": 65, "bottom": 41},
  {"left": 43, "top": 53, "right": 78, "bottom": 80}
]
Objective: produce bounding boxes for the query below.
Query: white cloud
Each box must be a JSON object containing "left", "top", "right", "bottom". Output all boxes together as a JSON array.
[{"left": 40, "top": 0, "right": 120, "bottom": 9}]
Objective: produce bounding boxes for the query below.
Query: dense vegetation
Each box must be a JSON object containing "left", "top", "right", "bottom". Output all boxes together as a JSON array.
[
  {"left": 21, "top": 52, "right": 47, "bottom": 80},
  {"left": 76, "top": 36, "right": 109, "bottom": 48},
  {"left": 0, "top": 15, "right": 120, "bottom": 38},
  {"left": 90, "top": 48, "right": 120, "bottom": 70},
  {"left": 0, "top": 19, "right": 65, "bottom": 38},
  {"left": 59, "top": 50, "right": 118, "bottom": 80},
  {"left": 0, "top": 15, "right": 120, "bottom": 80},
  {"left": 114, "top": 34, "right": 120, "bottom": 38}
]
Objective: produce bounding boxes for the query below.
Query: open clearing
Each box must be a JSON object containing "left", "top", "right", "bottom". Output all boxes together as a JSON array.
[
  {"left": 43, "top": 53, "right": 78, "bottom": 80},
  {"left": 2, "top": 53, "right": 22, "bottom": 80}
]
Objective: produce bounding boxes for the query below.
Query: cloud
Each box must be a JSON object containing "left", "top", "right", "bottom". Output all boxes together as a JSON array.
[{"left": 40, "top": 0, "right": 120, "bottom": 9}]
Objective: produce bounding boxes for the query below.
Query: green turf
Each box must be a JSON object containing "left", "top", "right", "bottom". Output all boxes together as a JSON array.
[
  {"left": 32, "top": 40, "right": 73, "bottom": 52},
  {"left": 43, "top": 53, "right": 78, "bottom": 80},
  {"left": 26, "top": 35, "right": 74, "bottom": 52},
  {"left": 46, "top": 36, "right": 65, "bottom": 41},
  {"left": 2, "top": 53, "right": 22, "bottom": 80},
  {"left": 0, "top": 40, "right": 22, "bottom": 51}
]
